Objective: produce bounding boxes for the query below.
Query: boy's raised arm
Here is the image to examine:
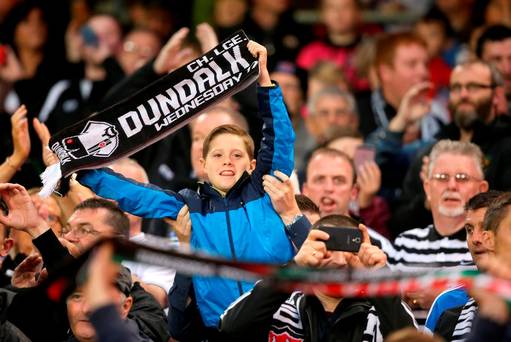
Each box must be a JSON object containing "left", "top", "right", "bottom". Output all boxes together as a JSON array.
[
  {"left": 77, "top": 168, "right": 184, "bottom": 219},
  {"left": 246, "top": 41, "right": 295, "bottom": 179}
]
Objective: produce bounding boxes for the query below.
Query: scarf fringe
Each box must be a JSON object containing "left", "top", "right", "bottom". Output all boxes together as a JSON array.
[{"left": 39, "top": 163, "right": 62, "bottom": 198}]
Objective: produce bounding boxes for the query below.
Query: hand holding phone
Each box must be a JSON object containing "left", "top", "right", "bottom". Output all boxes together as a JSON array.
[
  {"left": 317, "top": 226, "right": 362, "bottom": 252},
  {"left": 353, "top": 144, "right": 375, "bottom": 172},
  {"left": 80, "top": 26, "right": 99, "bottom": 47}
]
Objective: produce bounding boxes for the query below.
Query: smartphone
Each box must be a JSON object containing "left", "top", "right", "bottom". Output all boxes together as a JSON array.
[
  {"left": 353, "top": 144, "right": 375, "bottom": 171},
  {"left": 317, "top": 226, "right": 362, "bottom": 252},
  {"left": 80, "top": 26, "right": 99, "bottom": 47}
]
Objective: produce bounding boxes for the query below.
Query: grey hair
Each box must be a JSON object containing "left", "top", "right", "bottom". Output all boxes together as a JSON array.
[
  {"left": 307, "top": 87, "right": 358, "bottom": 117},
  {"left": 427, "top": 140, "right": 484, "bottom": 178}
]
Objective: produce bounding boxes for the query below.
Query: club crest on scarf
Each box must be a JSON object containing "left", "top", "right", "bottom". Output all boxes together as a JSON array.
[{"left": 60, "top": 121, "right": 119, "bottom": 160}]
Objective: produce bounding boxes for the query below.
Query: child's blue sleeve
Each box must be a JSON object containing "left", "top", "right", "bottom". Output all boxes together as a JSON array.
[
  {"left": 253, "top": 84, "right": 295, "bottom": 180},
  {"left": 77, "top": 168, "right": 185, "bottom": 219}
]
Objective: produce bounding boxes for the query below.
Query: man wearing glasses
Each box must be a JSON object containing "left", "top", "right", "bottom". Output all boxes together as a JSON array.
[
  {"left": 391, "top": 59, "right": 511, "bottom": 234},
  {"left": 388, "top": 140, "right": 489, "bottom": 311}
]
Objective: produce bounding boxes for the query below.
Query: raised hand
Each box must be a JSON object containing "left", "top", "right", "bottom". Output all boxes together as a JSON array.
[
  {"left": 11, "top": 254, "right": 47, "bottom": 288},
  {"left": 9, "top": 105, "right": 31, "bottom": 169},
  {"left": 246, "top": 41, "right": 271, "bottom": 87},
  {"left": 0, "top": 183, "right": 48, "bottom": 238},
  {"left": 357, "top": 161, "right": 382, "bottom": 209},
  {"left": 347, "top": 224, "right": 387, "bottom": 269},
  {"left": 263, "top": 171, "right": 300, "bottom": 225},
  {"left": 154, "top": 27, "right": 192, "bottom": 75},
  {"left": 33, "top": 118, "right": 59, "bottom": 166},
  {"left": 196, "top": 23, "right": 218, "bottom": 53},
  {"left": 389, "top": 82, "right": 433, "bottom": 133}
]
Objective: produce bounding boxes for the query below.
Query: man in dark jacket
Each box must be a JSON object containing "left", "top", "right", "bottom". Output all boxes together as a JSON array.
[{"left": 220, "top": 214, "right": 416, "bottom": 341}]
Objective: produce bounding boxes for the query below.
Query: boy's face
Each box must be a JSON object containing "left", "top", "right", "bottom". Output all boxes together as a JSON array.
[{"left": 201, "top": 133, "right": 256, "bottom": 194}]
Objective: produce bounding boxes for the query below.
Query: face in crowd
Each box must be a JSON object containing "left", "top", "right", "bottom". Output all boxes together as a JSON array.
[
  {"left": 200, "top": 131, "right": 256, "bottom": 195},
  {"left": 302, "top": 150, "right": 357, "bottom": 217},
  {"left": 448, "top": 62, "right": 497, "bottom": 130},
  {"left": 465, "top": 207, "right": 495, "bottom": 269},
  {"left": 190, "top": 109, "right": 246, "bottom": 181},
  {"left": 67, "top": 283, "right": 132, "bottom": 342},
  {"left": 424, "top": 153, "right": 488, "bottom": 220},
  {"left": 62, "top": 207, "right": 117, "bottom": 256}
]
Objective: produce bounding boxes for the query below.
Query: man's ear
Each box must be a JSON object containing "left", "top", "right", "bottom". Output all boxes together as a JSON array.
[
  {"left": 350, "top": 184, "right": 359, "bottom": 202},
  {"left": 0, "top": 238, "right": 13, "bottom": 257},
  {"left": 479, "top": 180, "right": 489, "bottom": 193},
  {"left": 423, "top": 178, "right": 432, "bottom": 202},
  {"left": 377, "top": 64, "right": 392, "bottom": 85},
  {"left": 120, "top": 295, "right": 133, "bottom": 319}
]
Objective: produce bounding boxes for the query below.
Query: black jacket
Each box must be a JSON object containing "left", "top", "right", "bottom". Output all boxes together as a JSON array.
[{"left": 220, "top": 279, "right": 416, "bottom": 342}]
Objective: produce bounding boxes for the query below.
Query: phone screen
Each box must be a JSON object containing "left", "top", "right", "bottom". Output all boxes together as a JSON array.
[
  {"left": 353, "top": 145, "right": 375, "bottom": 171},
  {"left": 317, "top": 226, "right": 362, "bottom": 252},
  {"left": 80, "top": 26, "right": 99, "bottom": 47}
]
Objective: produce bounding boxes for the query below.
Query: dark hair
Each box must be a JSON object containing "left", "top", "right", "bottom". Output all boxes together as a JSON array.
[
  {"left": 202, "top": 124, "right": 254, "bottom": 159},
  {"left": 304, "top": 147, "right": 356, "bottom": 185},
  {"left": 476, "top": 25, "right": 511, "bottom": 58},
  {"left": 417, "top": 5, "right": 455, "bottom": 38},
  {"left": 295, "top": 194, "right": 320, "bottom": 216},
  {"left": 74, "top": 198, "right": 130, "bottom": 238},
  {"left": 312, "top": 214, "right": 359, "bottom": 230},
  {"left": 465, "top": 190, "right": 503, "bottom": 211},
  {"left": 482, "top": 192, "right": 511, "bottom": 233},
  {"left": 0, "top": 0, "right": 47, "bottom": 49}
]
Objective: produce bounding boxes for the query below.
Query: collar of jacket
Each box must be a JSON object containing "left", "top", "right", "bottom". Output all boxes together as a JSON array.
[
  {"left": 302, "top": 295, "right": 372, "bottom": 340},
  {"left": 197, "top": 171, "right": 251, "bottom": 199}
]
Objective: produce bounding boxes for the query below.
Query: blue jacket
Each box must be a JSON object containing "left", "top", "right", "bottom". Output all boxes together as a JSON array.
[{"left": 78, "top": 85, "right": 306, "bottom": 327}]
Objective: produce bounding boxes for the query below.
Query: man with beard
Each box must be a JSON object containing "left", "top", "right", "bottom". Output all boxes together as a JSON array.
[
  {"left": 390, "top": 140, "right": 488, "bottom": 311},
  {"left": 391, "top": 59, "right": 511, "bottom": 234}
]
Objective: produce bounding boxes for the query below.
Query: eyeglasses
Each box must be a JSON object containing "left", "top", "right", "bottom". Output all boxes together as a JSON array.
[
  {"left": 431, "top": 173, "right": 482, "bottom": 183},
  {"left": 62, "top": 224, "right": 101, "bottom": 238},
  {"left": 449, "top": 82, "right": 496, "bottom": 94}
]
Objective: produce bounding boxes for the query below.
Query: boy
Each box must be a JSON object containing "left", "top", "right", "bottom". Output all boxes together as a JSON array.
[{"left": 77, "top": 41, "right": 308, "bottom": 328}]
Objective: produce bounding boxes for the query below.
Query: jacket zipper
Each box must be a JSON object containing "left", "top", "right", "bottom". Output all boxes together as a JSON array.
[{"left": 224, "top": 198, "right": 243, "bottom": 296}]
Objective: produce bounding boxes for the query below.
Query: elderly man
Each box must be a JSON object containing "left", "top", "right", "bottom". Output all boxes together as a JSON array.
[{"left": 390, "top": 140, "right": 489, "bottom": 310}]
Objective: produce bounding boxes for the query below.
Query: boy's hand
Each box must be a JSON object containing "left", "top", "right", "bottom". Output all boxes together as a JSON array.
[
  {"left": 247, "top": 41, "right": 272, "bottom": 87},
  {"left": 263, "top": 171, "right": 300, "bottom": 225},
  {"left": 165, "top": 205, "right": 191, "bottom": 245}
]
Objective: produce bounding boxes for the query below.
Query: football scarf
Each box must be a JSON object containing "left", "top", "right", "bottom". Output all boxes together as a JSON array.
[{"left": 39, "top": 30, "right": 258, "bottom": 197}]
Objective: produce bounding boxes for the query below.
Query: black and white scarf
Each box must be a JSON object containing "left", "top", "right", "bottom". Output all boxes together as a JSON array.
[{"left": 39, "top": 31, "right": 258, "bottom": 197}]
